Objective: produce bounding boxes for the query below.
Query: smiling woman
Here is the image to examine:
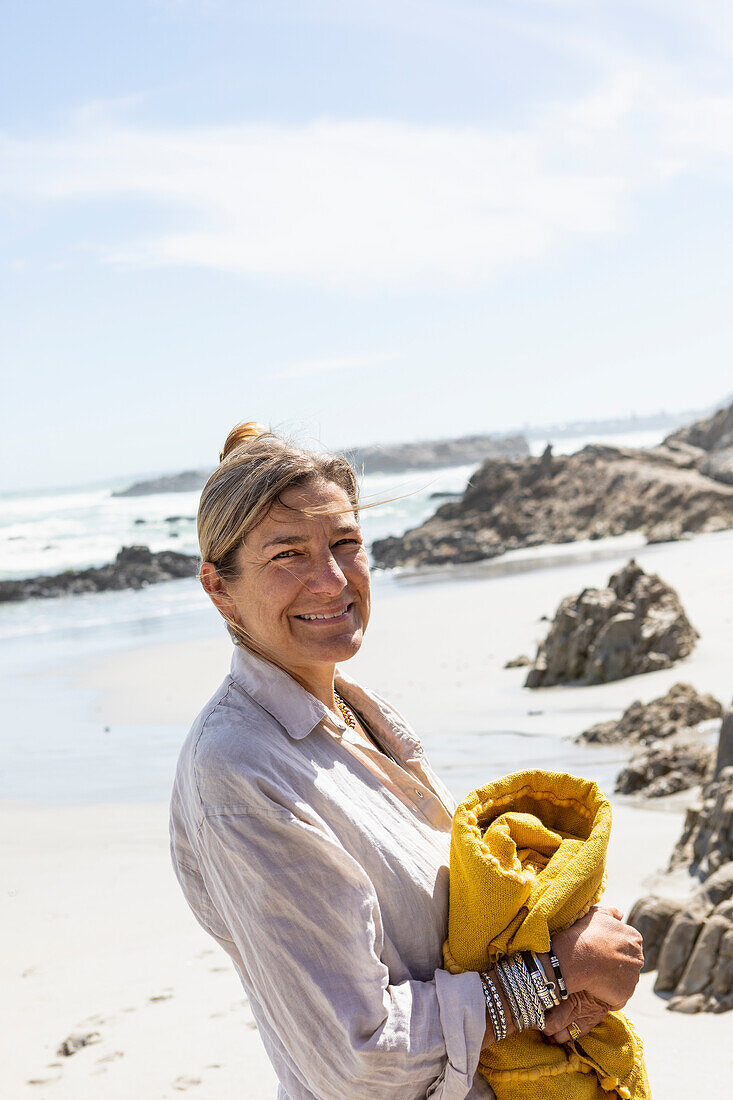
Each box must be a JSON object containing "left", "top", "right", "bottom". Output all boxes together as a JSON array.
[
  {"left": 169, "top": 422, "right": 644, "bottom": 1100},
  {"left": 200, "top": 476, "right": 371, "bottom": 707}
]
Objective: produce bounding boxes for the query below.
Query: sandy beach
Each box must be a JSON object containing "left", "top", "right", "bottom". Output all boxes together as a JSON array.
[{"left": 4, "top": 529, "right": 733, "bottom": 1097}]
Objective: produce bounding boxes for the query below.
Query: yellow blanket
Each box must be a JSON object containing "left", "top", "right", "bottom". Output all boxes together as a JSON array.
[{"left": 443, "top": 769, "right": 649, "bottom": 1099}]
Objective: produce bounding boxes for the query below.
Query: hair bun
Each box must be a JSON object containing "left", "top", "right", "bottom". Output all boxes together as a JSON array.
[{"left": 219, "top": 421, "right": 269, "bottom": 463}]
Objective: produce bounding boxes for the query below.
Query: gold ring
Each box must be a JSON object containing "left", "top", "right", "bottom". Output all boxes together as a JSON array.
[{"left": 568, "top": 1021, "right": 581, "bottom": 1040}]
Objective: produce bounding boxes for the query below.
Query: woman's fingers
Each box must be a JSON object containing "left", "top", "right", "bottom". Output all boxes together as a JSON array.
[
  {"left": 598, "top": 905, "right": 624, "bottom": 921},
  {"left": 543, "top": 991, "right": 611, "bottom": 1044}
]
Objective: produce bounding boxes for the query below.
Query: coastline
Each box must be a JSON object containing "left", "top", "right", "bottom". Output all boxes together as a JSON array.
[{"left": 3, "top": 528, "right": 733, "bottom": 1095}]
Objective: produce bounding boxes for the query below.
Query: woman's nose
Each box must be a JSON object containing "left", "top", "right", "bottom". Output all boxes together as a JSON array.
[{"left": 305, "top": 550, "right": 348, "bottom": 595}]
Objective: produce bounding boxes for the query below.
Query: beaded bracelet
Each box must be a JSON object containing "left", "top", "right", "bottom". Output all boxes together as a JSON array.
[
  {"left": 480, "top": 972, "right": 507, "bottom": 1041},
  {"left": 548, "top": 937, "right": 569, "bottom": 1001}
]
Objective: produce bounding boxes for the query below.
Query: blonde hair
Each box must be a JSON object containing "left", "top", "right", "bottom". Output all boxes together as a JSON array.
[{"left": 198, "top": 421, "right": 361, "bottom": 650}]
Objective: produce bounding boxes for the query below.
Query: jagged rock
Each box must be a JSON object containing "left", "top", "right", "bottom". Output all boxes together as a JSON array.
[
  {"left": 0, "top": 546, "right": 199, "bottom": 603},
  {"left": 645, "top": 520, "right": 686, "bottom": 544},
  {"left": 504, "top": 655, "right": 532, "bottom": 669},
  {"left": 665, "top": 401, "right": 733, "bottom": 453},
  {"left": 664, "top": 401, "right": 733, "bottom": 488},
  {"left": 629, "top": 728, "right": 733, "bottom": 1013},
  {"left": 701, "top": 448, "right": 733, "bottom": 487},
  {"left": 371, "top": 435, "right": 733, "bottom": 570},
  {"left": 579, "top": 683, "right": 722, "bottom": 745},
  {"left": 715, "top": 708, "right": 733, "bottom": 777},
  {"left": 615, "top": 735, "right": 715, "bottom": 798},
  {"left": 671, "top": 765, "right": 733, "bottom": 878},
  {"left": 524, "top": 560, "right": 698, "bottom": 687}
]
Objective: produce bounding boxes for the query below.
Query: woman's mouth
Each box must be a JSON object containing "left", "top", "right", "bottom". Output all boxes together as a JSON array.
[{"left": 295, "top": 603, "right": 353, "bottom": 623}]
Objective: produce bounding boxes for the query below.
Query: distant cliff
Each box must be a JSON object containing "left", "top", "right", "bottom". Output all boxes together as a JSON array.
[{"left": 112, "top": 432, "right": 529, "bottom": 497}]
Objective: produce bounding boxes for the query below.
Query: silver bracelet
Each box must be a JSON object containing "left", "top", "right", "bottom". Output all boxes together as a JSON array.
[
  {"left": 480, "top": 972, "right": 507, "bottom": 1041},
  {"left": 515, "top": 954, "right": 546, "bottom": 1029},
  {"left": 497, "top": 956, "right": 545, "bottom": 1030},
  {"left": 497, "top": 957, "right": 535, "bottom": 1030},
  {"left": 480, "top": 975, "right": 501, "bottom": 1043},
  {"left": 496, "top": 958, "right": 527, "bottom": 1030}
]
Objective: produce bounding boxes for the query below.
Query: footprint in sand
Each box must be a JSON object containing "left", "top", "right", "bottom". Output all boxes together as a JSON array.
[
  {"left": 149, "top": 992, "right": 173, "bottom": 1003},
  {"left": 172, "top": 1074, "right": 202, "bottom": 1090},
  {"left": 96, "top": 1051, "right": 124, "bottom": 1064}
]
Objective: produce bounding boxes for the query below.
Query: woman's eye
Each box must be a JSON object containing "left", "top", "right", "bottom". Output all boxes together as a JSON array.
[
  {"left": 334, "top": 538, "right": 360, "bottom": 548},
  {"left": 272, "top": 549, "right": 298, "bottom": 560}
]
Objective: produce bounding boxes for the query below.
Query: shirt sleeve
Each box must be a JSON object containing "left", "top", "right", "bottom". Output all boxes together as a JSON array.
[{"left": 196, "top": 802, "right": 487, "bottom": 1100}]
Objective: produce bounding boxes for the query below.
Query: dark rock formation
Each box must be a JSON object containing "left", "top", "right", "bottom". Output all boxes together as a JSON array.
[
  {"left": 370, "top": 441, "right": 733, "bottom": 569},
  {"left": 628, "top": 706, "right": 733, "bottom": 1012},
  {"left": 523, "top": 560, "right": 698, "bottom": 687},
  {"left": 665, "top": 400, "right": 733, "bottom": 454},
  {"left": 615, "top": 736, "right": 715, "bottom": 798},
  {"left": 663, "top": 401, "right": 733, "bottom": 487},
  {"left": 715, "top": 709, "right": 733, "bottom": 776},
  {"left": 504, "top": 654, "right": 532, "bottom": 669},
  {"left": 0, "top": 545, "right": 199, "bottom": 602},
  {"left": 579, "top": 682, "right": 722, "bottom": 745},
  {"left": 671, "top": 767, "right": 733, "bottom": 879},
  {"left": 629, "top": 862, "right": 733, "bottom": 1013}
]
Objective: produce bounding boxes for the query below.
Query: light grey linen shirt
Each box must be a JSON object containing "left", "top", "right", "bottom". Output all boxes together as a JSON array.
[{"left": 169, "top": 645, "right": 494, "bottom": 1100}]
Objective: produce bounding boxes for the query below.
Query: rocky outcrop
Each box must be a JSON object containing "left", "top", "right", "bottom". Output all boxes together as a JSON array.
[
  {"left": 370, "top": 441, "right": 733, "bottom": 569},
  {"left": 664, "top": 401, "right": 733, "bottom": 487},
  {"left": 579, "top": 683, "right": 722, "bottom": 745},
  {"left": 671, "top": 766, "right": 733, "bottom": 878},
  {"left": 628, "top": 706, "right": 733, "bottom": 1013},
  {"left": 523, "top": 560, "right": 698, "bottom": 687},
  {"left": 665, "top": 400, "right": 733, "bottom": 454},
  {"left": 0, "top": 545, "right": 199, "bottom": 602},
  {"left": 615, "top": 735, "right": 715, "bottom": 798},
  {"left": 629, "top": 863, "right": 733, "bottom": 1013}
]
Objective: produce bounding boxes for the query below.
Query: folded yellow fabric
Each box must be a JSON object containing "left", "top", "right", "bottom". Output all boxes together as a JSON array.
[{"left": 443, "top": 769, "right": 650, "bottom": 1100}]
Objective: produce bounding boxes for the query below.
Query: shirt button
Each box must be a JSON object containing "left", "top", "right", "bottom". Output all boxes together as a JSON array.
[{"left": 415, "top": 790, "right": 424, "bottom": 798}]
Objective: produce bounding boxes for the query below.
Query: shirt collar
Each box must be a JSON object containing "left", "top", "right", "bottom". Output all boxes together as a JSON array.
[
  {"left": 229, "top": 644, "right": 330, "bottom": 740},
  {"left": 228, "top": 644, "right": 425, "bottom": 763}
]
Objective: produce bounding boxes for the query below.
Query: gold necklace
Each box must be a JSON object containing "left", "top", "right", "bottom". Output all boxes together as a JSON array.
[{"left": 334, "top": 692, "right": 356, "bottom": 729}]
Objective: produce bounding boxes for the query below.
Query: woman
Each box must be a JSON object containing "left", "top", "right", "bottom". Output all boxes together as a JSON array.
[{"left": 169, "top": 423, "right": 643, "bottom": 1100}]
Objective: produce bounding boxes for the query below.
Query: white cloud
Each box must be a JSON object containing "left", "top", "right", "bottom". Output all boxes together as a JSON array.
[{"left": 3, "top": 61, "right": 733, "bottom": 291}]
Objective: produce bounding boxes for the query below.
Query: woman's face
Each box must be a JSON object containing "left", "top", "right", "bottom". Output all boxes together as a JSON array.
[{"left": 221, "top": 479, "right": 371, "bottom": 679}]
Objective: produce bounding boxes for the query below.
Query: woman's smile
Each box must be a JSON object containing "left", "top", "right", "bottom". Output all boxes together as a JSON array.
[{"left": 294, "top": 602, "right": 353, "bottom": 623}]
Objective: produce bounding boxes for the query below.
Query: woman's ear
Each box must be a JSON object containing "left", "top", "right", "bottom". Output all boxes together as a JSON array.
[{"left": 200, "top": 562, "right": 238, "bottom": 621}]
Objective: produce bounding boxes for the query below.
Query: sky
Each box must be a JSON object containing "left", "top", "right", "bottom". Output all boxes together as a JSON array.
[{"left": 2, "top": 0, "right": 733, "bottom": 492}]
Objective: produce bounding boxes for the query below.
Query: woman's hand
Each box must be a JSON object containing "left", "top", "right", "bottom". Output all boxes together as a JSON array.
[
  {"left": 551, "top": 905, "right": 644, "bottom": 1009},
  {"left": 542, "top": 990, "right": 612, "bottom": 1044}
]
